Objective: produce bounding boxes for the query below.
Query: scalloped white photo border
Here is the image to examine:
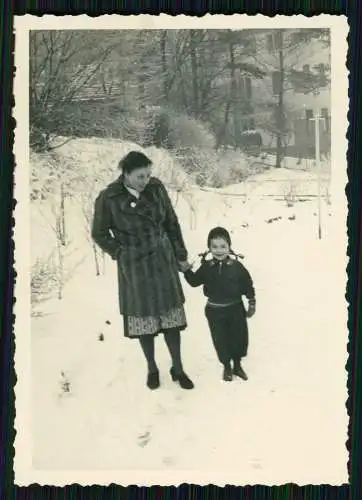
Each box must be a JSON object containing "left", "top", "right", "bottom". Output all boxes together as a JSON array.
[{"left": 13, "top": 13, "right": 349, "bottom": 487}]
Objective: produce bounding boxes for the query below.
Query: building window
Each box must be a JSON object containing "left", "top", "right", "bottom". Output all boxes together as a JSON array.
[
  {"left": 240, "top": 76, "right": 252, "bottom": 99},
  {"left": 305, "top": 108, "right": 314, "bottom": 134},
  {"left": 266, "top": 31, "right": 283, "bottom": 52},
  {"left": 245, "top": 76, "right": 252, "bottom": 99},
  {"left": 321, "top": 107, "right": 330, "bottom": 133},
  {"left": 290, "top": 32, "right": 302, "bottom": 46},
  {"left": 246, "top": 36, "right": 257, "bottom": 54}
]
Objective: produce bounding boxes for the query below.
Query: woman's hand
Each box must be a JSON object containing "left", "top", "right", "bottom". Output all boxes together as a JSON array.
[{"left": 178, "top": 261, "right": 192, "bottom": 273}]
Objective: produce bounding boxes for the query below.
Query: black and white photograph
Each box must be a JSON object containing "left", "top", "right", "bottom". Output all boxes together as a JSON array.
[{"left": 14, "top": 15, "right": 348, "bottom": 486}]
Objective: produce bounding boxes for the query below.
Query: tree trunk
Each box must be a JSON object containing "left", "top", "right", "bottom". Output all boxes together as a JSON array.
[
  {"left": 160, "top": 31, "right": 168, "bottom": 101},
  {"left": 102, "top": 251, "right": 106, "bottom": 275},
  {"left": 228, "top": 40, "right": 239, "bottom": 150},
  {"left": 93, "top": 242, "right": 100, "bottom": 276},
  {"left": 190, "top": 31, "right": 199, "bottom": 117},
  {"left": 55, "top": 216, "right": 64, "bottom": 300},
  {"left": 179, "top": 76, "right": 188, "bottom": 111},
  {"left": 60, "top": 182, "right": 66, "bottom": 246},
  {"left": 216, "top": 99, "right": 232, "bottom": 149},
  {"left": 276, "top": 30, "right": 285, "bottom": 168}
]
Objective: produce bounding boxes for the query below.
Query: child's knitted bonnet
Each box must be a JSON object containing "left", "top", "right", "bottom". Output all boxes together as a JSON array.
[{"left": 207, "top": 226, "right": 232, "bottom": 248}]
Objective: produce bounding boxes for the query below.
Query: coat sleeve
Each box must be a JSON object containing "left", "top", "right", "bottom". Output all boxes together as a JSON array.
[
  {"left": 91, "top": 191, "right": 121, "bottom": 260},
  {"left": 159, "top": 181, "right": 188, "bottom": 261},
  {"left": 240, "top": 265, "right": 256, "bottom": 308},
  {"left": 184, "top": 265, "right": 205, "bottom": 287}
]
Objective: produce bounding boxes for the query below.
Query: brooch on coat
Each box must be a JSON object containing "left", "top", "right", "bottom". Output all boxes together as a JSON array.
[{"left": 130, "top": 201, "right": 137, "bottom": 208}]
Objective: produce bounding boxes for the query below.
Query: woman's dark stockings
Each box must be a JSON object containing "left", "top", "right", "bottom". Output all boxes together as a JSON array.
[
  {"left": 139, "top": 336, "right": 158, "bottom": 374},
  {"left": 163, "top": 328, "right": 183, "bottom": 374}
]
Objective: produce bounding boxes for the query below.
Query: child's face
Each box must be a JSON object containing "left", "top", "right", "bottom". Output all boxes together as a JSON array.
[{"left": 209, "top": 237, "right": 230, "bottom": 260}]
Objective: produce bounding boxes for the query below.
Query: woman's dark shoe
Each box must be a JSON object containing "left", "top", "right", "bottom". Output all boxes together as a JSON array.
[
  {"left": 233, "top": 364, "right": 248, "bottom": 381},
  {"left": 170, "top": 367, "right": 194, "bottom": 389},
  {"left": 223, "top": 364, "right": 233, "bottom": 382},
  {"left": 147, "top": 370, "right": 160, "bottom": 390}
]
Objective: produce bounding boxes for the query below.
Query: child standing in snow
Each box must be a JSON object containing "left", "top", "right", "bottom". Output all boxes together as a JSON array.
[{"left": 183, "top": 227, "right": 256, "bottom": 382}]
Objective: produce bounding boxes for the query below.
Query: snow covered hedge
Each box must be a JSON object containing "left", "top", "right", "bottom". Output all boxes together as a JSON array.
[
  {"left": 176, "top": 147, "right": 261, "bottom": 188},
  {"left": 29, "top": 138, "right": 196, "bottom": 309}
]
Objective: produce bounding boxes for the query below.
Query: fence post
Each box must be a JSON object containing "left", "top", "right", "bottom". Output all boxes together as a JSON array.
[{"left": 311, "top": 112, "right": 323, "bottom": 239}]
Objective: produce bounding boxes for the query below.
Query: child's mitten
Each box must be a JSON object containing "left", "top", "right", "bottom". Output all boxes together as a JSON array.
[{"left": 246, "top": 300, "right": 256, "bottom": 318}]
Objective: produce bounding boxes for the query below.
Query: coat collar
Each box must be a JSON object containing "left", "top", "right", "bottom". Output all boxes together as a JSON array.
[
  {"left": 124, "top": 184, "right": 141, "bottom": 199},
  {"left": 106, "top": 175, "right": 132, "bottom": 199},
  {"left": 104, "top": 175, "right": 158, "bottom": 220},
  {"left": 106, "top": 175, "right": 156, "bottom": 200},
  {"left": 208, "top": 255, "right": 234, "bottom": 267}
]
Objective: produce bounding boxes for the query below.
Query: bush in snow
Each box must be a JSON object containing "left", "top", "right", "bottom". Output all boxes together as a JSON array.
[
  {"left": 30, "top": 150, "right": 81, "bottom": 246},
  {"left": 177, "top": 147, "right": 253, "bottom": 188},
  {"left": 31, "top": 252, "right": 60, "bottom": 314},
  {"left": 149, "top": 108, "right": 216, "bottom": 151},
  {"left": 31, "top": 236, "right": 85, "bottom": 307},
  {"left": 144, "top": 146, "right": 189, "bottom": 192},
  {"left": 168, "top": 114, "right": 216, "bottom": 150},
  {"left": 44, "top": 100, "right": 153, "bottom": 148},
  {"left": 283, "top": 182, "right": 297, "bottom": 207},
  {"left": 76, "top": 175, "right": 107, "bottom": 277},
  {"left": 31, "top": 138, "right": 198, "bottom": 286},
  {"left": 31, "top": 154, "right": 81, "bottom": 302}
]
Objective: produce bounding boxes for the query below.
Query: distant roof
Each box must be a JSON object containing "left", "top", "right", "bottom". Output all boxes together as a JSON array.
[
  {"left": 70, "top": 81, "right": 124, "bottom": 101},
  {"left": 34, "top": 79, "right": 124, "bottom": 103}
]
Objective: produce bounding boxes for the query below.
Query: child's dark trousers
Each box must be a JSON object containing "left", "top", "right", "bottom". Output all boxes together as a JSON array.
[{"left": 205, "top": 302, "right": 248, "bottom": 365}]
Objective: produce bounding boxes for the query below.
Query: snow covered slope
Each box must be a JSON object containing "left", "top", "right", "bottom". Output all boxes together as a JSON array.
[{"left": 29, "top": 142, "right": 347, "bottom": 485}]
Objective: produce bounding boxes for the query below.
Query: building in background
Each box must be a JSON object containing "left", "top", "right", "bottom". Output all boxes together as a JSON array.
[{"left": 238, "top": 29, "right": 331, "bottom": 158}]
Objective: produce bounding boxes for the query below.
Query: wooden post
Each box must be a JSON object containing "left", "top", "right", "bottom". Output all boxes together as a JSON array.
[{"left": 310, "top": 112, "right": 323, "bottom": 239}]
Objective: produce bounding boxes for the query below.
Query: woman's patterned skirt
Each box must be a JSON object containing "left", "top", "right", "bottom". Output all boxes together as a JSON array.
[{"left": 123, "top": 305, "right": 187, "bottom": 338}]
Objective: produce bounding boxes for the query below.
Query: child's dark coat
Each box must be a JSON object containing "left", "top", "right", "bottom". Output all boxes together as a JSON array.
[
  {"left": 184, "top": 256, "right": 255, "bottom": 306},
  {"left": 184, "top": 256, "right": 256, "bottom": 364}
]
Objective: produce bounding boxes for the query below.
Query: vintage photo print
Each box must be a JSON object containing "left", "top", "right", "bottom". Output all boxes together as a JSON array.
[{"left": 13, "top": 14, "right": 349, "bottom": 486}]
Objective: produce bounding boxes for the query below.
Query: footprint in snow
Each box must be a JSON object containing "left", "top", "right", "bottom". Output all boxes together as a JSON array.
[
  {"left": 251, "top": 460, "right": 263, "bottom": 470},
  {"left": 162, "top": 456, "right": 177, "bottom": 467},
  {"left": 137, "top": 431, "right": 151, "bottom": 447},
  {"left": 155, "top": 404, "right": 167, "bottom": 416},
  {"left": 265, "top": 216, "right": 282, "bottom": 224}
]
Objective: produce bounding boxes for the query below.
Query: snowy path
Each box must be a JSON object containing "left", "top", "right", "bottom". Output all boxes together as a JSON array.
[{"left": 30, "top": 192, "right": 347, "bottom": 484}]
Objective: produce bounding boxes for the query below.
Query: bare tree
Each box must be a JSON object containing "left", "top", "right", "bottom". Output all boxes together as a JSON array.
[
  {"left": 30, "top": 30, "right": 120, "bottom": 151},
  {"left": 78, "top": 188, "right": 106, "bottom": 277}
]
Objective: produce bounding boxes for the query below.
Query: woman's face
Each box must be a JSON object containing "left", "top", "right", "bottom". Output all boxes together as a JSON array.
[
  {"left": 209, "top": 237, "right": 230, "bottom": 261},
  {"left": 124, "top": 166, "right": 152, "bottom": 193}
]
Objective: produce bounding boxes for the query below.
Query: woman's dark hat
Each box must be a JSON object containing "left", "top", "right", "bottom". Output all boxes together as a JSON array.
[{"left": 118, "top": 151, "right": 152, "bottom": 173}]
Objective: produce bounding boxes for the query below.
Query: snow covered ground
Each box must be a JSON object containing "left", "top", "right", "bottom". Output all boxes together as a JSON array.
[{"left": 28, "top": 147, "right": 348, "bottom": 485}]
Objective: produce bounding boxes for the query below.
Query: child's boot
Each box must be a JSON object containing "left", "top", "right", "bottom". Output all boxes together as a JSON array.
[
  {"left": 233, "top": 360, "right": 248, "bottom": 381},
  {"left": 223, "top": 362, "right": 233, "bottom": 382}
]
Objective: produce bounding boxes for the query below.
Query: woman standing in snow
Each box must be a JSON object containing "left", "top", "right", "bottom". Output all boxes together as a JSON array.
[
  {"left": 92, "top": 151, "right": 194, "bottom": 391},
  {"left": 183, "top": 227, "right": 256, "bottom": 382}
]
